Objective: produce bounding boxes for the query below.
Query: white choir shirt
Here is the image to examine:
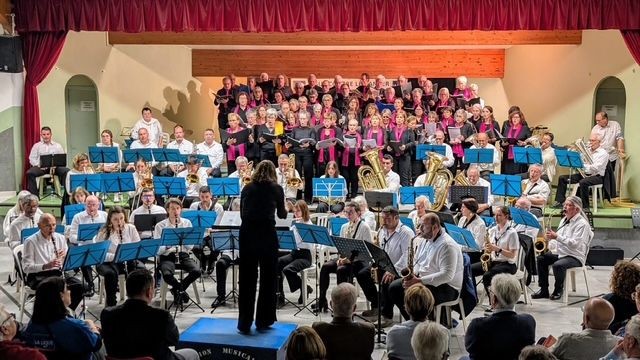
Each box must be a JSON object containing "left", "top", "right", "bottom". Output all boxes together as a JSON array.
[
  {"left": 468, "top": 176, "right": 494, "bottom": 206},
  {"left": 489, "top": 224, "right": 520, "bottom": 264},
  {"left": 413, "top": 231, "right": 463, "bottom": 291},
  {"left": 195, "top": 141, "right": 224, "bottom": 171},
  {"left": 93, "top": 223, "right": 141, "bottom": 262},
  {"left": 339, "top": 218, "right": 373, "bottom": 243},
  {"left": 22, "top": 231, "right": 68, "bottom": 275},
  {"left": 276, "top": 167, "right": 301, "bottom": 199},
  {"left": 166, "top": 139, "right": 194, "bottom": 166},
  {"left": 177, "top": 167, "right": 208, "bottom": 197},
  {"left": 131, "top": 118, "right": 163, "bottom": 146},
  {"left": 29, "top": 140, "right": 65, "bottom": 167},
  {"left": 521, "top": 178, "right": 551, "bottom": 208},
  {"left": 591, "top": 120, "right": 623, "bottom": 162},
  {"left": 377, "top": 221, "right": 415, "bottom": 274},
  {"left": 189, "top": 201, "right": 225, "bottom": 219},
  {"left": 8, "top": 213, "right": 42, "bottom": 248},
  {"left": 457, "top": 214, "right": 486, "bottom": 250},
  {"left": 380, "top": 170, "right": 401, "bottom": 194},
  {"left": 154, "top": 217, "right": 194, "bottom": 255},
  {"left": 467, "top": 143, "right": 500, "bottom": 173},
  {"left": 554, "top": 214, "right": 592, "bottom": 265},
  {"left": 130, "top": 204, "right": 167, "bottom": 239},
  {"left": 69, "top": 210, "right": 108, "bottom": 244},
  {"left": 542, "top": 146, "right": 557, "bottom": 182},
  {"left": 95, "top": 142, "right": 122, "bottom": 170},
  {"left": 585, "top": 146, "right": 609, "bottom": 177}
]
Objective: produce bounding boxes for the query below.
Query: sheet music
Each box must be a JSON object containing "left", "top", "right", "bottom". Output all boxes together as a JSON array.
[
  {"left": 317, "top": 138, "right": 342, "bottom": 149},
  {"left": 447, "top": 126, "right": 461, "bottom": 140},
  {"left": 362, "top": 139, "right": 378, "bottom": 149}
]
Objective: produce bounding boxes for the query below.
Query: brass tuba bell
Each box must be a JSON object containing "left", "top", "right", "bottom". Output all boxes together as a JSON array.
[
  {"left": 423, "top": 152, "right": 454, "bottom": 211},
  {"left": 357, "top": 149, "right": 387, "bottom": 191}
]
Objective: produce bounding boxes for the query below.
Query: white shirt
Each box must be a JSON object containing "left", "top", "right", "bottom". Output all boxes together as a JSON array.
[
  {"left": 377, "top": 221, "right": 415, "bottom": 274},
  {"left": 591, "top": 120, "right": 623, "bottom": 162},
  {"left": 489, "top": 224, "right": 520, "bottom": 264},
  {"left": 69, "top": 210, "right": 108, "bottom": 244},
  {"left": 425, "top": 143, "right": 454, "bottom": 168},
  {"left": 228, "top": 170, "right": 246, "bottom": 192},
  {"left": 95, "top": 142, "right": 122, "bottom": 170},
  {"left": 467, "top": 144, "right": 500, "bottom": 173},
  {"left": 542, "top": 146, "right": 557, "bottom": 182},
  {"left": 166, "top": 139, "right": 194, "bottom": 166},
  {"left": 514, "top": 222, "right": 540, "bottom": 243},
  {"left": 414, "top": 231, "right": 463, "bottom": 291},
  {"left": 361, "top": 210, "right": 377, "bottom": 232},
  {"left": 130, "top": 204, "right": 167, "bottom": 239},
  {"left": 555, "top": 214, "right": 592, "bottom": 265},
  {"left": 3, "top": 205, "right": 21, "bottom": 237},
  {"left": 339, "top": 219, "right": 373, "bottom": 243},
  {"left": 22, "top": 231, "right": 68, "bottom": 274},
  {"left": 469, "top": 176, "right": 494, "bottom": 206},
  {"left": 129, "top": 140, "right": 159, "bottom": 166},
  {"left": 154, "top": 217, "right": 194, "bottom": 255},
  {"left": 29, "top": 140, "right": 65, "bottom": 167},
  {"left": 293, "top": 219, "right": 314, "bottom": 251},
  {"left": 177, "top": 167, "right": 208, "bottom": 197},
  {"left": 276, "top": 167, "right": 301, "bottom": 199},
  {"left": 522, "top": 178, "right": 551, "bottom": 208},
  {"left": 189, "top": 201, "right": 224, "bottom": 219},
  {"left": 381, "top": 170, "right": 401, "bottom": 193},
  {"left": 458, "top": 214, "right": 486, "bottom": 250},
  {"left": 196, "top": 141, "right": 224, "bottom": 170},
  {"left": 408, "top": 210, "right": 426, "bottom": 231},
  {"left": 585, "top": 146, "right": 609, "bottom": 177},
  {"left": 93, "top": 223, "right": 141, "bottom": 262},
  {"left": 131, "top": 118, "right": 163, "bottom": 146},
  {"left": 8, "top": 213, "right": 42, "bottom": 248}
]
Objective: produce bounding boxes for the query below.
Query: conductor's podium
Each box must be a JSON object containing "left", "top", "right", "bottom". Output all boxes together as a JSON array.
[{"left": 178, "top": 318, "right": 297, "bottom": 360}]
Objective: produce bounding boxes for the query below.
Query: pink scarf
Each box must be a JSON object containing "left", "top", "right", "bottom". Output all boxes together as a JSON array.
[
  {"left": 480, "top": 121, "right": 494, "bottom": 133},
  {"left": 452, "top": 123, "right": 464, "bottom": 157},
  {"left": 318, "top": 127, "right": 337, "bottom": 164},
  {"left": 226, "top": 127, "right": 246, "bottom": 161},
  {"left": 507, "top": 125, "right": 523, "bottom": 159},
  {"left": 341, "top": 131, "right": 362, "bottom": 167},
  {"left": 366, "top": 127, "right": 385, "bottom": 158},
  {"left": 362, "top": 116, "right": 372, "bottom": 128},
  {"left": 393, "top": 126, "right": 407, "bottom": 156}
]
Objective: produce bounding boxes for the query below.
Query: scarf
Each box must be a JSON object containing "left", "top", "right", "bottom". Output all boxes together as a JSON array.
[
  {"left": 452, "top": 123, "right": 464, "bottom": 157},
  {"left": 507, "top": 124, "right": 524, "bottom": 159},
  {"left": 318, "top": 127, "right": 336, "bottom": 164},
  {"left": 226, "top": 127, "right": 246, "bottom": 161},
  {"left": 342, "top": 131, "right": 362, "bottom": 167}
]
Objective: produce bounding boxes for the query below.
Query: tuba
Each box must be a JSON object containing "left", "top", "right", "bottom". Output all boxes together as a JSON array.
[
  {"left": 453, "top": 171, "right": 471, "bottom": 186},
  {"left": 424, "top": 152, "right": 454, "bottom": 211},
  {"left": 286, "top": 154, "right": 303, "bottom": 189},
  {"left": 570, "top": 138, "right": 593, "bottom": 178},
  {"left": 358, "top": 149, "right": 388, "bottom": 191}
]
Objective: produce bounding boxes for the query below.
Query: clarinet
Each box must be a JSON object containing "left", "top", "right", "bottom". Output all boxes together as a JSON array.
[
  {"left": 50, "top": 235, "right": 66, "bottom": 279},
  {"left": 174, "top": 220, "right": 180, "bottom": 264}
]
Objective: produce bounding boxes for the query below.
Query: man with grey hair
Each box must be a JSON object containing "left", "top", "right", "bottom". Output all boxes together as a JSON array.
[
  {"left": 521, "top": 163, "right": 550, "bottom": 218},
  {"left": 533, "top": 196, "right": 593, "bottom": 300},
  {"left": 312, "top": 283, "right": 375, "bottom": 360},
  {"left": 411, "top": 321, "right": 450, "bottom": 360},
  {"left": 0, "top": 305, "right": 46, "bottom": 358},
  {"left": 353, "top": 195, "right": 376, "bottom": 230},
  {"left": 601, "top": 314, "right": 640, "bottom": 360},
  {"left": 514, "top": 197, "right": 541, "bottom": 241},
  {"left": 3, "top": 190, "right": 36, "bottom": 237},
  {"left": 465, "top": 274, "right": 536, "bottom": 359},
  {"left": 7, "top": 194, "right": 42, "bottom": 248}
]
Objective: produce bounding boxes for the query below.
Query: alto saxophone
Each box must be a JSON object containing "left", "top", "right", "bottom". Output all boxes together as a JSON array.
[{"left": 480, "top": 228, "right": 492, "bottom": 272}]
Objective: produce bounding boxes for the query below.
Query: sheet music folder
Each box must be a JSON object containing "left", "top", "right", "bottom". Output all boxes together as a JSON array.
[
  {"left": 134, "top": 213, "right": 168, "bottom": 232},
  {"left": 416, "top": 144, "right": 446, "bottom": 160},
  {"left": 555, "top": 149, "right": 584, "bottom": 169},
  {"left": 39, "top": 154, "right": 67, "bottom": 167},
  {"left": 489, "top": 174, "right": 522, "bottom": 197},
  {"left": 464, "top": 148, "right": 494, "bottom": 164}
]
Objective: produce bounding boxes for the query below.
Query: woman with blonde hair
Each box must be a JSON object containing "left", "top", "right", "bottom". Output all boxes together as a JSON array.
[
  {"left": 286, "top": 326, "right": 326, "bottom": 360},
  {"left": 387, "top": 284, "right": 435, "bottom": 360}
]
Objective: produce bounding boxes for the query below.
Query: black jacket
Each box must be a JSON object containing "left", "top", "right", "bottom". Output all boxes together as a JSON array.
[{"left": 465, "top": 310, "right": 536, "bottom": 360}]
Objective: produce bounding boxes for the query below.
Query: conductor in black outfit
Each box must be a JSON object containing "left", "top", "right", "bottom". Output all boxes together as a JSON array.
[{"left": 238, "top": 160, "right": 288, "bottom": 334}]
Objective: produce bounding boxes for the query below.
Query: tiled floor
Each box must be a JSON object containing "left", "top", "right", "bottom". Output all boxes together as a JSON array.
[{"left": 0, "top": 241, "right": 616, "bottom": 359}]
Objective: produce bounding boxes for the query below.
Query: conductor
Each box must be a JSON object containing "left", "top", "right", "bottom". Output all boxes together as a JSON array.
[{"left": 238, "top": 160, "right": 287, "bottom": 334}]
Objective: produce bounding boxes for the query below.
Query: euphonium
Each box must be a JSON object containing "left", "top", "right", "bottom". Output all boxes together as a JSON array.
[
  {"left": 358, "top": 149, "right": 387, "bottom": 191},
  {"left": 524, "top": 135, "right": 541, "bottom": 148},
  {"left": 424, "top": 152, "right": 454, "bottom": 211},
  {"left": 186, "top": 172, "right": 200, "bottom": 184},
  {"left": 240, "top": 161, "right": 254, "bottom": 186},
  {"left": 139, "top": 168, "right": 154, "bottom": 189},
  {"left": 453, "top": 171, "right": 471, "bottom": 186},
  {"left": 286, "top": 154, "right": 303, "bottom": 189},
  {"left": 569, "top": 138, "right": 593, "bottom": 178},
  {"left": 480, "top": 228, "right": 492, "bottom": 272},
  {"left": 401, "top": 235, "right": 419, "bottom": 280}
]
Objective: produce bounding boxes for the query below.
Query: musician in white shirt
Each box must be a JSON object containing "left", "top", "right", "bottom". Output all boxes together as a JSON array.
[
  {"left": 540, "top": 132, "right": 557, "bottom": 182},
  {"left": 533, "top": 196, "right": 593, "bottom": 301},
  {"left": 69, "top": 195, "right": 108, "bottom": 245},
  {"left": 127, "top": 128, "right": 158, "bottom": 171},
  {"left": 189, "top": 186, "right": 224, "bottom": 276},
  {"left": 177, "top": 157, "right": 208, "bottom": 207},
  {"left": 520, "top": 163, "right": 550, "bottom": 218},
  {"left": 415, "top": 131, "right": 454, "bottom": 186},
  {"left": 195, "top": 128, "right": 224, "bottom": 177},
  {"left": 153, "top": 198, "right": 201, "bottom": 302},
  {"left": 228, "top": 156, "right": 250, "bottom": 192},
  {"left": 26, "top": 126, "right": 70, "bottom": 196},
  {"left": 513, "top": 198, "right": 541, "bottom": 241},
  {"left": 3, "top": 190, "right": 34, "bottom": 239},
  {"left": 457, "top": 198, "right": 487, "bottom": 251},
  {"left": 275, "top": 154, "right": 302, "bottom": 200},
  {"left": 96, "top": 129, "right": 122, "bottom": 173},
  {"left": 165, "top": 124, "right": 194, "bottom": 176},
  {"left": 129, "top": 187, "right": 167, "bottom": 239},
  {"left": 7, "top": 194, "right": 42, "bottom": 249},
  {"left": 94, "top": 206, "right": 143, "bottom": 307},
  {"left": 553, "top": 134, "right": 609, "bottom": 210},
  {"left": 353, "top": 195, "right": 376, "bottom": 231},
  {"left": 380, "top": 154, "right": 401, "bottom": 193},
  {"left": 389, "top": 213, "right": 463, "bottom": 320},
  {"left": 466, "top": 166, "right": 494, "bottom": 214},
  {"left": 130, "top": 107, "right": 163, "bottom": 148},
  {"left": 466, "top": 132, "right": 500, "bottom": 179},
  {"left": 591, "top": 111, "right": 625, "bottom": 167},
  {"left": 408, "top": 195, "right": 432, "bottom": 231}
]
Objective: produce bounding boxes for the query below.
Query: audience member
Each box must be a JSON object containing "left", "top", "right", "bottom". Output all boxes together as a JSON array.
[
  {"left": 603, "top": 261, "right": 640, "bottom": 333},
  {"left": 600, "top": 314, "right": 640, "bottom": 360},
  {"left": 465, "top": 274, "right": 536, "bottom": 360},
  {"left": 387, "top": 284, "right": 435, "bottom": 360},
  {"left": 551, "top": 297, "right": 619, "bottom": 360},
  {"left": 411, "top": 321, "right": 450, "bottom": 360},
  {"left": 519, "top": 345, "right": 558, "bottom": 360},
  {"left": 286, "top": 326, "right": 327, "bottom": 360},
  {"left": 312, "top": 283, "right": 375, "bottom": 360},
  {"left": 0, "top": 305, "right": 46, "bottom": 360}
]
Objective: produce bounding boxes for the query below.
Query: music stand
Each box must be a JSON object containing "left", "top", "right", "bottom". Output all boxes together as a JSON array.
[
  {"left": 364, "top": 190, "right": 394, "bottom": 213},
  {"left": 181, "top": 210, "right": 217, "bottom": 228},
  {"left": 134, "top": 214, "right": 168, "bottom": 235},
  {"left": 399, "top": 186, "right": 435, "bottom": 205},
  {"left": 113, "top": 239, "right": 162, "bottom": 276},
  {"left": 154, "top": 177, "right": 187, "bottom": 197},
  {"left": 180, "top": 154, "right": 212, "bottom": 168},
  {"left": 364, "top": 240, "right": 400, "bottom": 344},
  {"left": 77, "top": 223, "right": 104, "bottom": 242},
  {"left": 20, "top": 225, "right": 65, "bottom": 244},
  {"left": 448, "top": 185, "right": 488, "bottom": 205},
  {"left": 444, "top": 223, "right": 480, "bottom": 251},
  {"left": 102, "top": 173, "right": 135, "bottom": 204},
  {"left": 122, "top": 149, "right": 153, "bottom": 163},
  {"left": 292, "top": 223, "right": 335, "bottom": 316},
  {"left": 88, "top": 146, "right": 120, "bottom": 165},
  {"left": 275, "top": 230, "right": 303, "bottom": 310},
  {"left": 152, "top": 148, "right": 182, "bottom": 163},
  {"left": 39, "top": 154, "right": 67, "bottom": 199},
  {"left": 208, "top": 178, "right": 240, "bottom": 210},
  {"left": 210, "top": 226, "right": 241, "bottom": 310},
  {"left": 399, "top": 217, "right": 415, "bottom": 232},
  {"left": 160, "top": 227, "right": 206, "bottom": 316},
  {"left": 556, "top": 149, "right": 584, "bottom": 192},
  {"left": 463, "top": 148, "right": 494, "bottom": 164},
  {"left": 329, "top": 217, "right": 348, "bottom": 236},
  {"left": 481, "top": 215, "right": 496, "bottom": 227},
  {"left": 70, "top": 174, "right": 103, "bottom": 194},
  {"left": 63, "top": 240, "right": 110, "bottom": 319},
  {"left": 416, "top": 145, "right": 446, "bottom": 160},
  {"left": 513, "top": 147, "right": 543, "bottom": 165},
  {"left": 313, "top": 178, "right": 346, "bottom": 207},
  {"left": 509, "top": 207, "right": 542, "bottom": 230},
  {"left": 489, "top": 174, "right": 522, "bottom": 205},
  {"left": 425, "top": 210, "right": 456, "bottom": 226},
  {"left": 64, "top": 204, "right": 86, "bottom": 225}
]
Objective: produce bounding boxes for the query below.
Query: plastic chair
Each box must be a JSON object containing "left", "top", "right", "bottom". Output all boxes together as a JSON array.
[
  {"left": 13, "top": 245, "right": 36, "bottom": 322},
  {"left": 98, "top": 273, "right": 127, "bottom": 305},
  {"left": 513, "top": 248, "right": 531, "bottom": 305},
  {"left": 562, "top": 236, "right": 593, "bottom": 304},
  {"left": 159, "top": 270, "right": 201, "bottom": 309},
  {"left": 588, "top": 184, "right": 604, "bottom": 213},
  {"left": 434, "top": 294, "right": 467, "bottom": 332},
  {"left": 36, "top": 173, "right": 62, "bottom": 198}
]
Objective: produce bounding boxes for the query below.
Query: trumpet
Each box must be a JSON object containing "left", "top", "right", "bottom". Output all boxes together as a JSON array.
[{"left": 480, "top": 228, "right": 492, "bottom": 272}]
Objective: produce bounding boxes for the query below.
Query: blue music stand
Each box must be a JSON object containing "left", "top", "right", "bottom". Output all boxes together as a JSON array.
[
  {"left": 444, "top": 223, "right": 480, "bottom": 251},
  {"left": 210, "top": 229, "right": 240, "bottom": 251},
  {"left": 88, "top": 146, "right": 119, "bottom": 164},
  {"left": 180, "top": 154, "right": 212, "bottom": 168},
  {"left": 464, "top": 148, "right": 494, "bottom": 164},
  {"left": 555, "top": 149, "right": 584, "bottom": 170},
  {"left": 154, "top": 177, "right": 187, "bottom": 197},
  {"left": 277, "top": 230, "right": 297, "bottom": 251},
  {"left": 481, "top": 215, "right": 496, "bottom": 227},
  {"left": 21, "top": 225, "right": 65, "bottom": 243},
  {"left": 513, "top": 147, "right": 543, "bottom": 165},
  {"left": 294, "top": 223, "right": 334, "bottom": 247},
  {"left": 509, "top": 207, "right": 542, "bottom": 229},
  {"left": 114, "top": 239, "right": 162, "bottom": 263},
  {"left": 329, "top": 217, "right": 348, "bottom": 236},
  {"left": 123, "top": 149, "right": 154, "bottom": 163},
  {"left": 102, "top": 173, "right": 136, "bottom": 193},
  {"left": 208, "top": 178, "right": 240, "bottom": 198},
  {"left": 78, "top": 223, "right": 104, "bottom": 242},
  {"left": 181, "top": 210, "right": 217, "bottom": 228},
  {"left": 161, "top": 227, "right": 206, "bottom": 248},
  {"left": 489, "top": 174, "right": 522, "bottom": 198},
  {"left": 399, "top": 186, "right": 435, "bottom": 204},
  {"left": 399, "top": 217, "right": 415, "bottom": 232},
  {"left": 313, "top": 178, "right": 346, "bottom": 203},
  {"left": 65, "top": 204, "right": 86, "bottom": 225},
  {"left": 416, "top": 144, "right": 446, "bottom": 160},
  {"left": 152, "top": 148, "right": 182, "bottom": 163},
  {"left": 70, "top": 174, "right": 103, "bottom": 193}
]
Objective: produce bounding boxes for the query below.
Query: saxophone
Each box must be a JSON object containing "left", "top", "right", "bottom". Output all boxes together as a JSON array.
[
  {"left": 401, "top": 235, "right": 419, "bottom": 280},
  {"left": 480, "top": 228, "right": 492, "bottom": 272}
]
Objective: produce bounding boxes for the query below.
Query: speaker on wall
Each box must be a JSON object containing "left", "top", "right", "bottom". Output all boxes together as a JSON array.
[{"left": 0, "top": 36, "right": 23, "bottom": 73}]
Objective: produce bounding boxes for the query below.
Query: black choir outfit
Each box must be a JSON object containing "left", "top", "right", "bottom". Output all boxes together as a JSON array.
[
  {"left": 214, "top": 87, "right": 236, "bottom": 130},
  {"left": 256, "top": 124, "right": 280, "bottom": 165},
  {"left": 500, "top": 123, "right": 531, "bottom": 175},
  {"left": 341, "top": 130, "right": 363, "bottom": 199},
  {"left": 289, "top": 126, "right": 317, "bottom": 202},
  {"left": 387, "top": 125, "right": 415, "bottom": 186}
]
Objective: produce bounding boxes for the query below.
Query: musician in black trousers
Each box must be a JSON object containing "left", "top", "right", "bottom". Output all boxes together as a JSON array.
[{"left": 238, "top": 160, "right": 288, "bottom": 334}]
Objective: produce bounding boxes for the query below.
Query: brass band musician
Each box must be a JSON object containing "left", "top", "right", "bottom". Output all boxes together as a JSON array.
[
  {"left": 177, "top": 156, "right": 208, "bottom": 208},
  {"left": 520, "top": 163, "right": 551, "bottom": 218}
]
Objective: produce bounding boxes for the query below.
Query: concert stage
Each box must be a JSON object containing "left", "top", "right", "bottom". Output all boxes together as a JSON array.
[{"left": 178, "top": 318, "right": 297, "bottom": 360}]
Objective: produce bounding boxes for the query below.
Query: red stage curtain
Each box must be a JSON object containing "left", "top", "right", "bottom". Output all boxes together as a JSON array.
[
  {"left": 21, "top": 32, "right": 67, "bottom": 189},
  {"left": 621, "top": 30, "right": 640, "bottom": 65},
  {"left": 13, "top": 0, "right": 640, "bottom": 33}
]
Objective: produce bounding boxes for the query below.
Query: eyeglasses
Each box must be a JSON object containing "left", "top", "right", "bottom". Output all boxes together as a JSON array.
[
  {"left": 1, "top": 313, "right": 15, "bottom": 327},
  {"left": 632, "top": 292, "right": 639, "bottom": 301}
]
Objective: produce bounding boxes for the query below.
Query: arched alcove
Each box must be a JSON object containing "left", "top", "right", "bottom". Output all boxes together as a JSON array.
[{"left": 65, "top": 75, "right": 99, "bottom": 164}]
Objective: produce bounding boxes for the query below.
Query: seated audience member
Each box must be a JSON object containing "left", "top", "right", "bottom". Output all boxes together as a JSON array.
[
  {"left": 411, "top": 321, "right": 450, "bottom": 360},
  {"left": 613, "top": 284, "right": 640, "bottom": 337},
  {"left": 600, "top": 314, "right": 640, "bottom": 360},
  {"left": 602, "top": 261, "right": 640, "bottom": 333},
  {"left": 465, "top": 274, "right": 536, "bottom": 360},
  {"left": 101, "top": 269, "right": 199, "bottom": 360},
  {"left": 0, "top": 305, "right": 47, "bottom": 360},
  {"left": 519, "top": 345, "right": 558, "bottom": 360},
  {"left": 387, "top": 284, "right": 435, "bottom": 360},
  {"left": 551, "top": 297, "right": 619, "bottom": 360},
  {"left": 23, "top": 277, "right": 102, "bottom": 359},
  {"left": 285, "top": 326, "right": 327, "bottom": 360},
  {"left": 312, "top": 283, "right": 375, "bottom": 360}
]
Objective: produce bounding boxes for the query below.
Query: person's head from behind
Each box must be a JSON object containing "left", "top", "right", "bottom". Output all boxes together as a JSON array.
[
  {"left": 126, "top": 269, "right": 155, "bottom": 304},
  {"left": 0, "top": 305, "right": 17, "bottom": 341},
  {"left": 252, "top": 160, "right": 277, "bottom": 183},
  {"left": 518, "top": 345, "right": 557, "bottom": 360},
  {"left": 285, "top": 326, "right": 326, "bottom": 360},
  {"left": 404, "top": 284, "right": 434, "bottom": 322},
  {"left": 411, "top": 321, "right": 449, "bottom": 360},
  {"left": 330, "top": 283, "right": 358, "bottom": 318},
  {"left": 609, "top": 260, "right": 640, "bottom": 300},
  {"left": 490, "top": 273, "right": 521, "bottom": 310},
  {"left": 623, "top": 315, "right": 640, "bottom": 357},
  {"left": 583, "top": 297, "right": 615, "bottom": 331},
  {"left": 32, "top": 277, "right": 69, "bottom": 324}
]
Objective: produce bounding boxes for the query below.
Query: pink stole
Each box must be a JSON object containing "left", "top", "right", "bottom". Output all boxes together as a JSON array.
[
  {"left": 318, "top": 127, "right": 336, "bottom": 164},
  {"left": 362, "top": 116, "right": 372, "bottom": 128},
  {"left": 507, "top": 125, "right": 523, "bottom": 159},
  {"left": 451, "top": 124, "right": 464, "bottom": 157},
  {"left": 367, "top": 128, "right": 385, "bottom": 158},
  {"left": 226, "top": 127, "right": 246, "bottom": 161},
  {"left": 392, "top": 126, "right": 407, "bottom": 156},
  {"left": 342, "top": 131, "right": 362, "bottom": 167}
]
